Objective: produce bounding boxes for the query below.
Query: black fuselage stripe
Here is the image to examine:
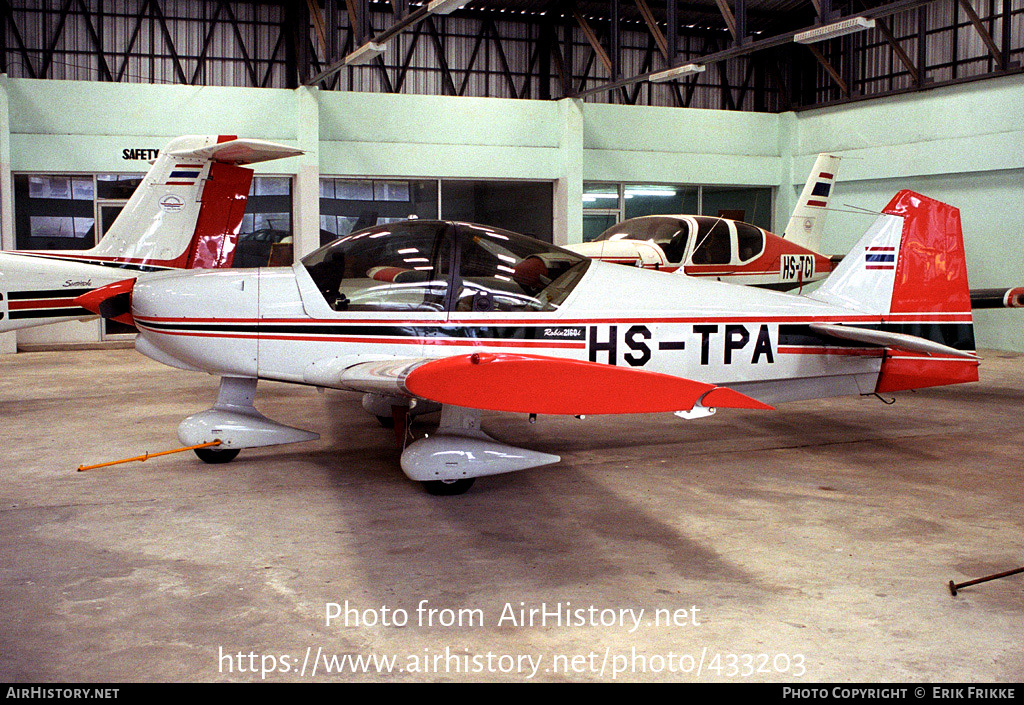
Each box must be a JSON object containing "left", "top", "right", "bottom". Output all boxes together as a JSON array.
[
  {"left": 8, "top": 288, "right": 93, "bottom": 300},
  {"left": 135, "top": 320, "right": 974, "bottom": 349},
  {"left": 136, "top": 322, "right": 588, "bottom": 341},
  {"left": 9, "top": 307, "right": 92, "bottom": 319},
  {"left": 779, "top": 323, "right": 976, "bottom": 351}
]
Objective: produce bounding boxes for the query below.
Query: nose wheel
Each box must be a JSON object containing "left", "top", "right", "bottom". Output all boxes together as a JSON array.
[
  {"left": 194, "top": 446, "right": 240, "bottom": 464},
  {"left": 422, "top": 478, "right": 475, "bottom": 496}
]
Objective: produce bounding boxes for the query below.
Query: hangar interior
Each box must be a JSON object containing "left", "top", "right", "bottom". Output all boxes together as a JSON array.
[{"left": 1, "top": 0, "right": 1023, "bottom": 683}]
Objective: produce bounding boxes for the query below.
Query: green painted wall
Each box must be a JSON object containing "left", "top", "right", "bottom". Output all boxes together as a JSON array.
[
  {"left": 790, "top": 73, "right": 1024, "bottom": 352},
  {"left": 0, "top": 74, "right": 1021, "bottom": 350}
]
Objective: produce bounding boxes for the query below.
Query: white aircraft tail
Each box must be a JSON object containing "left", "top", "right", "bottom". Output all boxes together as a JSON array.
[
  {"left": 806, "top": 190, "right": 978, "bottom": 392},
  {"left": 782, "top": 153, "right": 841, "bottom": 254},
  {"left": 88, "top": 135, "right": 302, "bottom": 269},
  {"left": 0, "top": 135, "right": 302, "bottom": 333}
]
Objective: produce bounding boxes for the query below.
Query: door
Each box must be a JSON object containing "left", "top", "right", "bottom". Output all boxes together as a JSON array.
[{"left": 96, "top": 201, "right": 133, "bottom": 339}]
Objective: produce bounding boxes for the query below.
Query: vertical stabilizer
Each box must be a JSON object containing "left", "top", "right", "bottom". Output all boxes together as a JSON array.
[
  {"left": 808, "top": 190, "right": 977, "bottom": 392},
  {"left": 783, "top": 153, "right": 842, "bottom": 253},
  {"left": 88, "top": 135, "right": 302, "bottom": 269},
  {"left": 0, "top": 136, "right": 302, "bottom": 333}
]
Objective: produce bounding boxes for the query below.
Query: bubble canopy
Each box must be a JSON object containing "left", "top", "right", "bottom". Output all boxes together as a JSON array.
[{"left": 302, "top": 220, "right": 590, "bottom": 313}]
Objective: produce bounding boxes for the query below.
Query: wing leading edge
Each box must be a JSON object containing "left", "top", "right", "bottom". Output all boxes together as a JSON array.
[{"left": 305, "top": 352, "right": 774, "bottom": 415}]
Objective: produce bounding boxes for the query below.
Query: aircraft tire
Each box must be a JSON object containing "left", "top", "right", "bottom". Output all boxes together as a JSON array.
[
  {"left": 422, "top": 479, "right": 475, "bottom": 496},
  {"left": 194, "top": 447, "right": 241, "bottom": 464}
]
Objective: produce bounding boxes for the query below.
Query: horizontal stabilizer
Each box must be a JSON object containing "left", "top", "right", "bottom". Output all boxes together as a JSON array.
[
  {"left": 970, "top": 287, "right": 1024, "bottom": 309},
  {"left": 809, "top": 322, "right": 977, "bottom": 359},
  {"left": 168, "top": 138, "right": 303, "bottom": 165},
  {"left": 403, "top": 353, "right": 773, "bottom": 415}
]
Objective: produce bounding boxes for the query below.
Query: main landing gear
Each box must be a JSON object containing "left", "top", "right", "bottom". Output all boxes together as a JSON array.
[
  {"left": 397, "top": 404, "right": 560, "bottom": 495},
  {"left": 177, "top": 382, "right": 558, "bottom": 496}
]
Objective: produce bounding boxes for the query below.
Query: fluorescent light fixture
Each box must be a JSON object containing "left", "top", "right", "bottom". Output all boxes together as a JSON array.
[
  {"left": 427, "top": 0, "right": 470, "bottom": 15},
  {"left": 625, "top": 188, "right": 677, "bottom": 197},
  {"left": 648, "top": 63, "right": 705, "bottom": 83},
  {"left": 794, "top": 16, "right": 875, "bottom": 44},
  {"left": 344, "top": 41, "right": 386, "bottom": 65}
]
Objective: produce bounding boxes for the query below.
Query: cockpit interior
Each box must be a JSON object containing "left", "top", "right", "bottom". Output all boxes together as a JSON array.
[{"left": 302, "top": 221, "right": 590, "bottom": 314}]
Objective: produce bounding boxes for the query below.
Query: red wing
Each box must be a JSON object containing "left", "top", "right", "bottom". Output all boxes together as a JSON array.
[{"left": 404, "top": 352, "right": 772, "bottom": 415}]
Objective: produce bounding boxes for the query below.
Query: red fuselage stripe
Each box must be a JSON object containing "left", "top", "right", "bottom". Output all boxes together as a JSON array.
[
  {"left": 133, "top": 313, "right": 974, "bottom": 326},
  {"left": 8, "top": 298, "right": 78, "bottom": 310},
  {"left": 134, "top": 325, "right": 587, "bottom": 348}
]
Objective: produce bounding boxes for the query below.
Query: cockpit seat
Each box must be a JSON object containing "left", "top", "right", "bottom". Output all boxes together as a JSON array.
[{"left": 512, "top": 256, "right": 549, "bottom": 290}]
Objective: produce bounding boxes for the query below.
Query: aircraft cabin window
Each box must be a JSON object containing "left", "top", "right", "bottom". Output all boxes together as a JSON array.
[
  {"left": 659, "top": 223, "right": 690, "bottom": 264},
  {"left": 689, "top": 218, "right": 733, "bottom": 265},
  {"left": 455, "top": 225, "right": 590, "bottom": 313},
  {"left": 302, "top": 221, "right": 451, "bottom": 312},
  {"left": 735, "top": 223, "right": 766, "bottom": 263}
]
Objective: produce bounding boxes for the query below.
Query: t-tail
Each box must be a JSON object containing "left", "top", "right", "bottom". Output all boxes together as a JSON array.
[
  {"left": 783, "top": 153, "right": 842, "bottom": 254},
  {"left": 0, "top": 135, "right": 302, "bottom": 333},
  {"left": 807, "top": 190, "right": 978, "bottom": 393}
]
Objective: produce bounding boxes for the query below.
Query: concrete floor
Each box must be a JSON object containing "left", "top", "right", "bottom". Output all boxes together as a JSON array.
[{"left": 1, "top": 347, "right": 1021, "bottom": 682}]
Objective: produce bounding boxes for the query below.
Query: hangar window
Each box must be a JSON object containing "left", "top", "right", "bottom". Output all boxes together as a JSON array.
[
  {"left": 320, "top": 178, "right": 438, "bottom": 247},
  {"left": 320, "top": 177, "right": 555, "bottom": 248},
  {"left": 442, "top": 181, "right": 554, "bottom": 243},
  {"left": 700, "top": 186, "right": 772, "bottom": 231},
  {"left": 584, "top": 182, "right": 772, "bottom": 242},
  {"left": 15, "top": 175, "right": 96, "bottom": 251},
  {"left": 235, "top": 176, "right": 294, "bottom": 268},
  {"left": 97, "top": 174, "right": 144, "bottom": 200}
]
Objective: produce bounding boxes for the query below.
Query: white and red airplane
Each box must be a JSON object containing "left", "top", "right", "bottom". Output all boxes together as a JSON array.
[
  {"left": 568, "top": 155, "right": 1024, "bottom": 309},
  {"left": 568, "top": 154, "right": 842, "bottom": 291},
  {"left": 77, "top": 187, "right": 979, "bottom": 495},
  {"left": 0, "top": 135, "right": 301, "bottom": 333}
]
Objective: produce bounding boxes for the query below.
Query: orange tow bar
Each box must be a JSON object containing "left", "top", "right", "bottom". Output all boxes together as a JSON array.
[{"left": 77, "top": 440, "right": 222, "bottom": 472}]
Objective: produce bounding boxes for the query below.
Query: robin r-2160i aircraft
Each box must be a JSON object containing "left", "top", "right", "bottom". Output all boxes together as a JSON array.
[
  {"left": 0, "top": 135, "right": 301, "bottom": 333},
  {"left": 78, "top": 188, "right": 979, "bottom": 495}
]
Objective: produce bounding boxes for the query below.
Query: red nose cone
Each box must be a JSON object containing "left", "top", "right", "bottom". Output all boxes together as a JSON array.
[{"left": 73, "top": 278, "right": 136, "bottom": 326}]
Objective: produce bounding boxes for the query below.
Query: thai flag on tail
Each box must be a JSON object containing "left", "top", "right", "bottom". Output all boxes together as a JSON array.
[
  {"left": 865, "top": 246, "right": 896, "bottom": 270},
  {"left": 806, "top": 174, "right": 834, "bottom": 208},
  {"left": 166, "top": 164, "right": 203, "bottom": 186}
]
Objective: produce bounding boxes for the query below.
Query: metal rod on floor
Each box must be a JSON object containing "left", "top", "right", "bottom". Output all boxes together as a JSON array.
[
  {"left": 77, "top": 440, "right": 222, "bottom": 472},
  {"left": 948, "top": 566, "right": 1024, "bottom": 596}
]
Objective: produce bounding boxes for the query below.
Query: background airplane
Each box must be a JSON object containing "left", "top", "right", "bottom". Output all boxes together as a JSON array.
[
  {"left": 0, "top": 135, "right": 301, "bottom": 333},
  {"left": 568, "top": 153, "right": 842, "bottom": 291},
  {"left": 80, "top": 189, "right": 979, "bottom": 496},
  {"left": 568, "top": 154, "right": 1023, "bottom": 309}
]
